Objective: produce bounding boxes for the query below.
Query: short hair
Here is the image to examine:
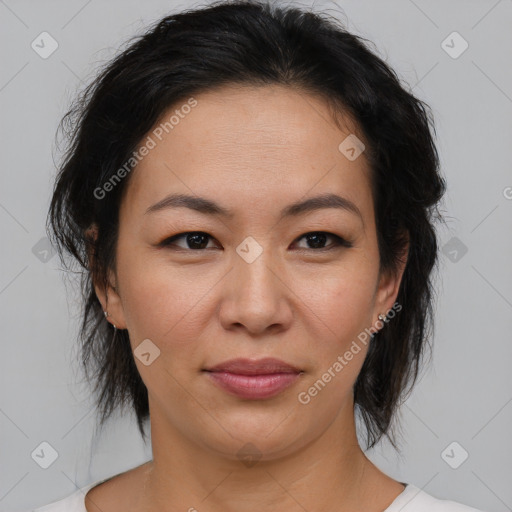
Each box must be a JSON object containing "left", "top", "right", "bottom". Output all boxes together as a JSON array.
[{"left": 47, "top": 0, "right": 446, "bottom": 450}]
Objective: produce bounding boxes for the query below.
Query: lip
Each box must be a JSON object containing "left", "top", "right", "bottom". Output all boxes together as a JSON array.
[
  {"left": 204, "top": 357, "right": 302, "bottom": 375},
  {"left": 203, "top": 358, "right": 303, "bottom": 400}
]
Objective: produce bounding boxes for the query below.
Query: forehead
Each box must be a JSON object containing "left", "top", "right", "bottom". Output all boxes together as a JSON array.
[{"left": 121, "top": 84, "right": 373, "bottom": 222}]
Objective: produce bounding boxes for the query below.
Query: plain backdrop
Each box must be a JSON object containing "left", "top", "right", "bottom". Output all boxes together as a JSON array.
[{"left": 1, "top": 0, "right": 511, "bottom": 510}]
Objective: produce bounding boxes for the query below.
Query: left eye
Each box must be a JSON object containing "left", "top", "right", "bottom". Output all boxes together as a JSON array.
[
  {"left": 159, "top": 231, "right": 352, "bottom": 251},
  {"left": 294, "top": 232, "right": 352, "bottom": 251}
]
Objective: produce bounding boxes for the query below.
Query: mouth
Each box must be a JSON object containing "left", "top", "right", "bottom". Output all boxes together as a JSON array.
[{"left": 202, "top": 357, "right": 303, "bottom": 400}]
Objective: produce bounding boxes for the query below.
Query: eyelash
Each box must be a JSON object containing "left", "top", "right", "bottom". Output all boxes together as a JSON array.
[{"left": 158, "top": 231, "right": 353, "bottom": 252}]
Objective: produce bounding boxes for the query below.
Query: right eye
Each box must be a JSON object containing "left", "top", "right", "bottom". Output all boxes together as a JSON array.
[{"left": 159, "top": 231, "right": 220, "bottom": 251}]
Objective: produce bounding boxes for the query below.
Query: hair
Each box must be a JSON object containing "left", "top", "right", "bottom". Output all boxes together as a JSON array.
[{"left": 47, "top": 0, "right": 446, "bottom": 450}]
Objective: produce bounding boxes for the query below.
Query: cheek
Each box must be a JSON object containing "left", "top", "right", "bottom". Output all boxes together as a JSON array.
[
  {"left": 290, "top": 262, "right": 378, "bottom": 403},
  {"left": 295, "top": 274, "right": 374, "bottom": 407},
  {"left": 294, "top": 261, "right": 378, "bottom": 343},
  {"left": 115, "top": 252, "right": 212, "bottom": 397},
  {"left": 116, "top": 249, "right": 218, "bottom": 350}
]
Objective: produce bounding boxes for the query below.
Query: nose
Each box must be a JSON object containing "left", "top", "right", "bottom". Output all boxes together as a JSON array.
[{"left": 218, "top": 246, "right": 293, "bottom": 336}]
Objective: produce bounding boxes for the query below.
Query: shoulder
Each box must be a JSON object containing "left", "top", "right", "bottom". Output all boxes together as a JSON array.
[
  {"left": 31, "top": 486, "right": 92, "bottom": 512},
  {"left": 387, "top": 484, "right": 487, "bottom": 512},
  {"left": 30, "top": 462, "right": 151, "bottom": 512}
]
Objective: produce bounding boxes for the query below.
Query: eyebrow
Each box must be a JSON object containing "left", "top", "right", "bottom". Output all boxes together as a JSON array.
[{"left": 145, "top": 192, "right": 363, "bottom": 223}]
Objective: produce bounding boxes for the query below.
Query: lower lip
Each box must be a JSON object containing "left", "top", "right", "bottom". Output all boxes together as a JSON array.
[{"left": 205, "top": 371, "right": 301, "bottom": 399}]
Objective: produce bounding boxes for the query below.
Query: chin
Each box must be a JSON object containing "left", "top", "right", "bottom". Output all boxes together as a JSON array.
[{"left": 195, "top": 410, "right": 313, "bottom": 462}]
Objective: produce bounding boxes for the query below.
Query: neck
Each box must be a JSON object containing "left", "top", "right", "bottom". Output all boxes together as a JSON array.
[{"left": 139, "top": 397, "right": 398, "bottom": 512}]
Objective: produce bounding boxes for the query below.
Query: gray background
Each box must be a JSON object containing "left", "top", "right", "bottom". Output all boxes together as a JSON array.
[{"left": 1, "top": 0, "right": 511, "bottom": 510}]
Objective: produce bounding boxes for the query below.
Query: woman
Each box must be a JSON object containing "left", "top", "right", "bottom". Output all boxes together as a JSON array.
[{"left": 34, "top": 0, "right": 484, "bottom": 510}]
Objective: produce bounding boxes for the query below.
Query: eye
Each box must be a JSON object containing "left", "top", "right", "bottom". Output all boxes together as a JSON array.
[
  {"left": 159, "top": 231, "right": 352, "bottom": 252},
  {"left": 293, "top": 231, "right": 353, "bottom": 251},
  {"left": 159, "top": 231, "right": 219, "bottom": 250}
]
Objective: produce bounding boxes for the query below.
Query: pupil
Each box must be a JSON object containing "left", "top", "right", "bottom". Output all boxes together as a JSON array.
[
  {"left": 188, "top": 233, "right": 208, "bottom": 249},
  {"left": 307, "top": 233, "right": 327, "bottom": 248}
]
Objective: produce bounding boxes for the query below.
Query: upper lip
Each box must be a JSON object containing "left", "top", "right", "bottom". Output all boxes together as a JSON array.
[{"left": 203, "top": 357, "right": 302, "bottom": 375}]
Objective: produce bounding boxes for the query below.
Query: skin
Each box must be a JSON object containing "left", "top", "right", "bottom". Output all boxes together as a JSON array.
[{"left": 86, "top": 84, "right": 409, "bottom": 512}]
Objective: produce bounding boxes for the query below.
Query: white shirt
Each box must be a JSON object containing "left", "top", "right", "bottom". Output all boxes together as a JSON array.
[{"left": 30, "top": 479, "right": 486, "bottom": 512}]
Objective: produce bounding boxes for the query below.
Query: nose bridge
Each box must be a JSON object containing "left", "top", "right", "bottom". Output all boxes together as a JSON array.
[{"left": 234, "top": 235, "right": 280, "bottom": 300}]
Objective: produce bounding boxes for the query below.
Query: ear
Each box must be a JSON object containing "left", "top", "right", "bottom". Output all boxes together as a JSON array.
[
  {"left": 85, "top": 223, "right": 127, "bottom": 330},
  {"left": 372, "top": 232, "right": 409, "bottom": 325}
]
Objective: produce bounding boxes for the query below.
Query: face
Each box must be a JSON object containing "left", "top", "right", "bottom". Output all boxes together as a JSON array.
[{"left": 96, "top": 84, "right": 406, "bottom": 460}]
